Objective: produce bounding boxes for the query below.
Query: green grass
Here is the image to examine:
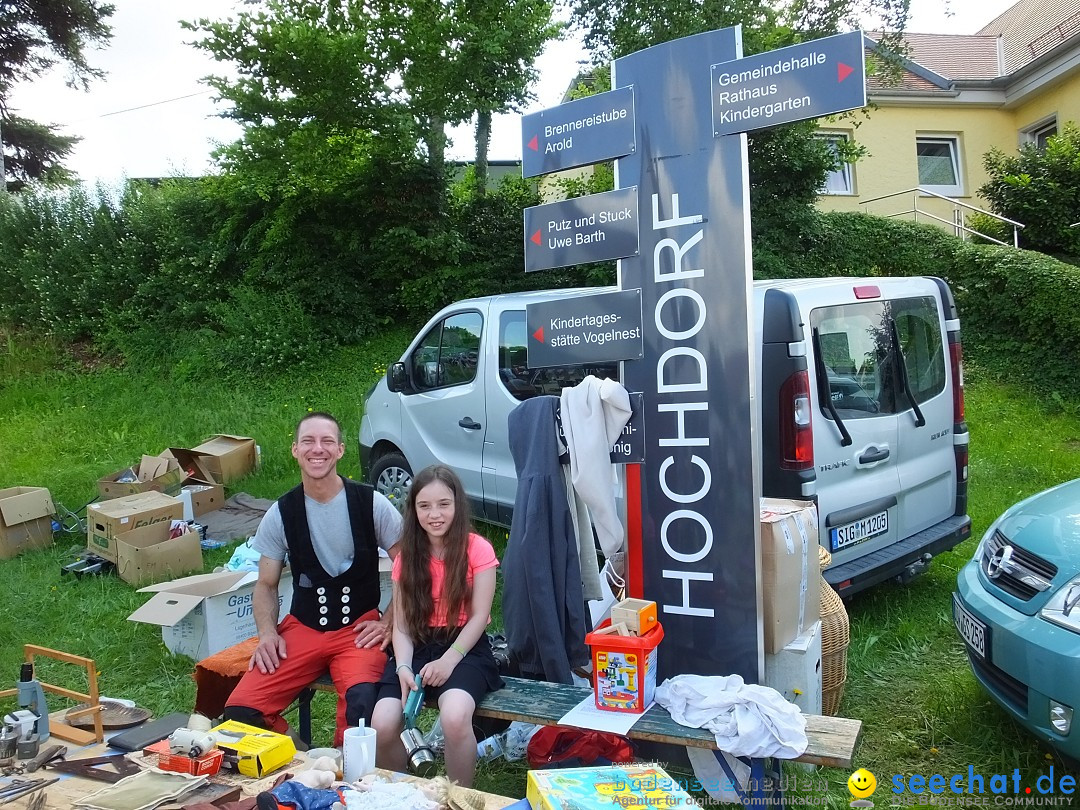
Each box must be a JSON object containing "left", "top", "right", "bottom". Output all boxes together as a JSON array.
[{"left": 2, "top": 333, "right": 1080, "bottom": 804}]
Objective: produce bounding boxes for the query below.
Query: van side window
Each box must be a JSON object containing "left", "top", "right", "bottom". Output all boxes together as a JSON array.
[
  {"left": 498, "top": 310, "right": 619, "bottom": 401},
  {"left": 811, "top": 296, "right": 945, "bottom": 418},
  {"left": 411, "top": 311, "right": 483, "bottom": 391}
]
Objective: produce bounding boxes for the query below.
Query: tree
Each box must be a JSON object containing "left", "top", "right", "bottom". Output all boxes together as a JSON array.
[
  {"left": 0, "top": 0, "right": 114, "bottom": 187},
  {"left": 189, "top": 0, "right": 558, "bottom": 185},
  {"left": 980, "top": 123, "right": 1080, "bottom": 257}
]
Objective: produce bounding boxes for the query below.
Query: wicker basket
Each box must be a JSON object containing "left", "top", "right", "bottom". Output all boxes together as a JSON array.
[{"left": 818, "top": 546, "right": 850, "bottom": 716}]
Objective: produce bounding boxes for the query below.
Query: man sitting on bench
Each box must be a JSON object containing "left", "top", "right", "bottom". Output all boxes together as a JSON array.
[{"left": 222, "top": 412, "right": 402, "bottom": 746}]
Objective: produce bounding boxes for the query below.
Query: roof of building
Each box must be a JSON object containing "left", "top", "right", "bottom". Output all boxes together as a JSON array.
[
  {"left": 866, "top": 0, "right": 1080, "bottom": 91},
  {"left": 977, "top": 0, "right": 1080, "bottom": 71}
]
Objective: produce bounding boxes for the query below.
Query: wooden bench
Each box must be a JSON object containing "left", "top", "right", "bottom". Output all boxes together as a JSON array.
[{"left": 298, "top": 674, "right": 862, "bottom": 806}]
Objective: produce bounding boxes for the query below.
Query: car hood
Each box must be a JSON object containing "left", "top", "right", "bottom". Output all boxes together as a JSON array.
[{"left": 998, "top": 477, "right": 1080, "bottom": 570}]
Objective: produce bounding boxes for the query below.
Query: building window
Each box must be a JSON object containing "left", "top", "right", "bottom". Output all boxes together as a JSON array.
[
  {"left": 817, "top": 133, "right": 854, "bottom": 195},
  {"left": 1022, "top": 117, "right": 1057, "bottom": 151},
  {"left": 916, "top": 136, "right": 963, "bottom": 196}
]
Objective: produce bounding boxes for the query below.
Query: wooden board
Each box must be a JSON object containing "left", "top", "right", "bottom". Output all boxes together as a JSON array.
[{"left": 311, "top": 674, "right": 862, "bottom": 769}]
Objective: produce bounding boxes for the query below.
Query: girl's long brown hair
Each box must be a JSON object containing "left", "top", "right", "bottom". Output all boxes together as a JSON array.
[{"left": 398, "top": 465, "right": 472, "bottom": 643}]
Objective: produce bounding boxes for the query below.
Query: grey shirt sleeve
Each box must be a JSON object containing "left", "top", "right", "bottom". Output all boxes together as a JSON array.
[
  {"left": 372, "top": 491, "right": 403, "bottom": 553},
  {"left": 250, "top": 502, "right": 288, "bottom": 561}
]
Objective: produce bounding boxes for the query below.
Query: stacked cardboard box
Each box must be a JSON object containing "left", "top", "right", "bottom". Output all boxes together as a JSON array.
[
  {"left": 86, "top": 492, "right": 202, "bottom": 585},
  {"left": 761, "top": 498, "right": 821, "bottom": 654}
]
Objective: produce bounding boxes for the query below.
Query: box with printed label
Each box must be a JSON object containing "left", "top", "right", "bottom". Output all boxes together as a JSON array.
[
  {"left": 114, "top": 521, "right": 204, "bottom": 586},
  {"left": 189, "top": 434, "right": 257, "bottom": 484},
  {"left": 0, "top": 486, "right": 55, "bottom": 559},
  {"left": 87, "top": 491, "right": 185, "bottom": 563},
  {"left": 127, "top": 569, "right": 296, "bottom": 661},
  {"left": 210, "top": 720, "right": 296, "bottom": 777},
  {"left": 97, "top": 455, "right": 185, "bottom": 500},
  {"left": 527, "top": 764, "right": 695, "bottom": 810},
  {"left": 761, "top": 498, "right": 821, "bottom": 654}
]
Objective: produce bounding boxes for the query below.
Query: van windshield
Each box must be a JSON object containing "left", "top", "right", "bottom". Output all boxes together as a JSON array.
[
  {"left": 499, "top": 310, "right": 619, "bottom": 401},
  {"left": 810, "top": 296, "right": 946, "bottom": 419}
]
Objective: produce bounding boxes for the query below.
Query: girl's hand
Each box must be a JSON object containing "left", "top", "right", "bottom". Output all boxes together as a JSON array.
[
  {"left": 418, "top": 655, "right": 457, "bottom": 687},
  {"left": 397, "top": 665, "right": 417, "bottom": 702}
]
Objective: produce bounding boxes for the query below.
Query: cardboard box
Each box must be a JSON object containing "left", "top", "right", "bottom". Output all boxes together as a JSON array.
[
  {"left": 761, "top": 498, "right": 821, "bottom": 654},
  {"left": 0, "top": 486, "right": 55, "bottom": 559},
  {"left": 97, "top": 455, "right": 185, "bottom": 500},
  {"left": 127, "top": 569, "right": 296, "bottom": 661},
  {"left": 764, "top": 619, "right": 822, "bottom": 717},
  {"left": 87, "top": 491, "right": 185, "bottom": 563},
  {"left": 527, "top": 765, "right": 694, "bottom": 810},
  {"left": 114, "top": 521, "right": 203, "bottom": 586},
  {"left": 209, "top": 719, "right": 295, "bottom": 777},
  {"left": 189, "top": 435, "right": 257, "bottom": 484},
  {"left": 182, "top": 482, "right": 225, "bottom": 517}
]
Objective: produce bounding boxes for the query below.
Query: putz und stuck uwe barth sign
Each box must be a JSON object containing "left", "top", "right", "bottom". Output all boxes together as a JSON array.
[
  {"left": 521, "top": 86, "right": 636, "bottom": 178},
  {"left": 523, "top": 186, "right": 639, "bottom": 273},
  {"left": 711, "top": 30, "right": 866, "bottom": 136}
]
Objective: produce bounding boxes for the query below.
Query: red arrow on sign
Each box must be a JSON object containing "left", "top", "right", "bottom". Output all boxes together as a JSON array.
[
  {"left": 532, "top": 326, "right": 544, "bottom": 342},
  {"left": 527, "top": 134, "right": 539, "bottom": 151},
  {"left": 530, "top": 229, "right": 542, "bottom": 245},
  {"left": 837, "top": 62, "right": 854, "bottom": 82}
]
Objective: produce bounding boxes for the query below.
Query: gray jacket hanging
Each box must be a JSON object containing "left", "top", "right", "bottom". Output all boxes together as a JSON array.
[{"left": 502, "top": 395, "right": 589, "bottom": 683}]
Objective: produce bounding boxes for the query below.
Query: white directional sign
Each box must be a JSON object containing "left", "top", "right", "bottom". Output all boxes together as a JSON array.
[{"left": 712, "top": 30, "right": 867, "bottom": 136}]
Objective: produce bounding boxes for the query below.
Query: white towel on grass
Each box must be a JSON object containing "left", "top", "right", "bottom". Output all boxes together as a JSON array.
[{"left": 655, "top": 673, "right": 808, "bottom": 759}]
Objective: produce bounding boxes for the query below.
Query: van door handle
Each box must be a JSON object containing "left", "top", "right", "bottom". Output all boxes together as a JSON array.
[
  {"left": 458, "top": 417, "right": 482, "bottom": 430},
  {"left": 859, "top": 446, "right": 890, "bottom": 464}
]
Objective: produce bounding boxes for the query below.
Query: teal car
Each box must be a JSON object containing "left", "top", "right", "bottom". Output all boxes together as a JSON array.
[{"left": 954, "top": 478, "right": 1080, "bottom": 762}]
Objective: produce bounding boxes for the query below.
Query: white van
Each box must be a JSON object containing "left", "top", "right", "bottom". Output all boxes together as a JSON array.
[{"left": 359, "top": 277, "right": 971, "bottom": 596}]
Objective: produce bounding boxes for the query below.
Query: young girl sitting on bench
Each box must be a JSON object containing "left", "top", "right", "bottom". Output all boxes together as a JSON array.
[{"left": 371, "top": 464, "right": 504, "bottom": 787}]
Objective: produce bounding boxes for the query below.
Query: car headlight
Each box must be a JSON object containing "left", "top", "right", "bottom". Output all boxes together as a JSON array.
[{"left": 1040, "top": 576, "right": 1080, "bottom": 634}]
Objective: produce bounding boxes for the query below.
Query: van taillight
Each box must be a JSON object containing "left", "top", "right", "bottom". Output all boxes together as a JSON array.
[
  {"left": 780, "top": 370, "right": 813, "bottom": 470},
  {"left": 949, "top": 339, "right": 965, "bottom": 422},
  {"left": 955, "top": 445, "right": 969, "bottom": 484}
]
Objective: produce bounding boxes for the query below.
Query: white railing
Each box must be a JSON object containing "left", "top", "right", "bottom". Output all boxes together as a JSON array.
[{"left": 859, "top": 187, "right": 1025, "bottom": 248}]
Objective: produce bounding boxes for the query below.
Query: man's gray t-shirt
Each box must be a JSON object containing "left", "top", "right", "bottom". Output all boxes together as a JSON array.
[{"left": 251, "top": 487, "right": 402, "bottom": 575}]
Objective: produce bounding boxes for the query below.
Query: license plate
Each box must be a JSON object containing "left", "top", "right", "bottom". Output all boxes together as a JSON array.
[
  {"left": 953, "top": 594, "right": 987, "bottom": 659},
  {"left": 830, "top": 509, "right": 889, "bottom": 551}
]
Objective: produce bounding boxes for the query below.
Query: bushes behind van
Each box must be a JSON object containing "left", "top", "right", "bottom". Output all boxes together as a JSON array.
[{"left": 759, "top": 212, "right": 1080, "bottom": 400}]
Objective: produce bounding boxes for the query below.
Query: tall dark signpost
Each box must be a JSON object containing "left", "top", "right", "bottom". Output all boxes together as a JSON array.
[
  {"left": 613, "top": 28, "right": 761, "bottom": 682},
  {"left": 521, "top": 27, "right": 866, "bottom": 684}
]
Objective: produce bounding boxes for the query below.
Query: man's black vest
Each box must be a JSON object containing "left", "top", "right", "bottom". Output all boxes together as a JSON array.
[{"left": 279, "top": 477, "right": 380, "bottom": 631}]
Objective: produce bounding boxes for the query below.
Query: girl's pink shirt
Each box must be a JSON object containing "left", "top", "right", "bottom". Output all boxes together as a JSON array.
[{"left": 391, "top": 532, "right": 499, "bottom": 626}]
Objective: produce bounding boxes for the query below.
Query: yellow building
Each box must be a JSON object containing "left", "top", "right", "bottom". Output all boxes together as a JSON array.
[{"left": 816, "top": 0, "right": 1080, "bottom": 242}]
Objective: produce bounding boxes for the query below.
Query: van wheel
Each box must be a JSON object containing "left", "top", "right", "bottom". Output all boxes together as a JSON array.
[{"left": 371, "top": 452, "right": 413, "bottom": 510}]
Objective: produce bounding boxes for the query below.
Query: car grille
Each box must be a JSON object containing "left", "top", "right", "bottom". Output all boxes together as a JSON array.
[
  {"left": 968, "top": 652, "right": 1029, "bottom": 713},
  {"left": 981, "top": 530, "right": 1058, "bottom": 601}
]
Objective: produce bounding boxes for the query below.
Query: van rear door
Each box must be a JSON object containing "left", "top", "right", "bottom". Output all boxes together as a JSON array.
[
  {"left": 808, "top": 289, "right": 902, "bottom": 567},
  {"left": 888, "top": 286, "right": 956, "bottom": 536}
]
